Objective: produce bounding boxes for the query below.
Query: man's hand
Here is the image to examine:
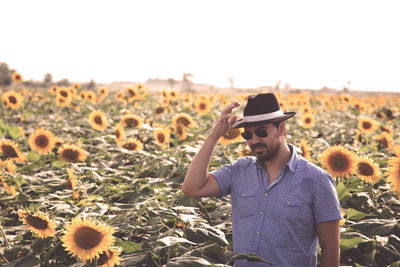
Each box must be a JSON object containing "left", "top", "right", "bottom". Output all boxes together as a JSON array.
[{"left": 209, "top": 102, "right": 240, "bottom": 140}]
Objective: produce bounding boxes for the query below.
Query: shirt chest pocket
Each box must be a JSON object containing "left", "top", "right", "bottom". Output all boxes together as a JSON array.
[
  {"left": 233, "top": 189, "right": 259, "bottom": 218},
  {"left": 273, "top": 194, "right": 305, "bottom": 220}
]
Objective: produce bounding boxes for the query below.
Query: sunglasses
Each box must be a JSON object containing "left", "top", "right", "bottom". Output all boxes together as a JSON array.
[{"left": 241, "top": 128, "right": 269, "bottom": 140}]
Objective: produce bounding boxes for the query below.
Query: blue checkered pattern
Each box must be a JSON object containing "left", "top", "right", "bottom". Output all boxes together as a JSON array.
[{"left": 211, "top": 145, "right": 342, "bottom": 267}]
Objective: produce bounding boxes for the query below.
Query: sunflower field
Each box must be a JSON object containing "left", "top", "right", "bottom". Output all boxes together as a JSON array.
[{"left": 1, "top": 79, "right": 400, "bottom": 266}]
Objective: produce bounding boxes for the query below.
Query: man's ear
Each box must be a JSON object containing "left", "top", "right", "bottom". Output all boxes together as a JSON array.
[{"left": 279, "top": 121, "right": 286, "bottom": 136}]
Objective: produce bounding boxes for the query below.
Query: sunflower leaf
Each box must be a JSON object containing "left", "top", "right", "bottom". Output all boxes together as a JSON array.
[
  {"left": 51, "top": 160, "right": 68, "bottom": 168},
  {"left": 347, "top": 208, "right": 376, "bottom": 220},
  {"left": 115, "top": 239, "right": 141, "bottom": 253},
  {"left": 27, "top": 151, "right": 41, "bottom": 162},
  {"left": 7, "top": 126, "right": 21, "bottom": 140}
]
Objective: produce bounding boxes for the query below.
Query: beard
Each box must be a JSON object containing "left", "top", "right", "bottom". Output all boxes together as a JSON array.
[{"left": 251, "top": 142, "right": 280, "bottom": 163}]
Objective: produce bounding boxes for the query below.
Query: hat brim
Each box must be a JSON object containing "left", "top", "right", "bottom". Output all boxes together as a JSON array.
[{"left": 231, "top": 112, "right": 296, "bottom": 128}]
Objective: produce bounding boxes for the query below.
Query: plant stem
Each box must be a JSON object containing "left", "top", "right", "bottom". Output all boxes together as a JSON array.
[{"left": 0, "top": 225, "right": 9, "bottom": 248}]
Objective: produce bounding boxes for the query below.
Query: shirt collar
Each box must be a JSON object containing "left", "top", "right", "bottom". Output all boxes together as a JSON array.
[{"left": 286, "top": 144, "right": 297, "bottom": 172}]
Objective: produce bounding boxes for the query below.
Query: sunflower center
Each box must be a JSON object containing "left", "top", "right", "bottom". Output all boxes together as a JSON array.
[
  {"left": 177, "top": 125, "right": 184, "bottom": 135},
  {"left": 115, "top": 129, "right": 120, "bottom": 138},
  {"left": 25, "top": 215, "right": 48, "bottom": 230},
  {"left": 330, "top": 154, "right": 348, "bottom": 171},
  {"left": 1, "top": 145, "right": 18, "bottom": 158},
  {"left": 94, "top": 115, "right": 103, "bottom": 125},
  {"left": 73, "top": 226, "right": 103, "bottom": 249},
  {"left": 224, "top": 129, "right": 241, "bottom": 139},
  {"left": 157, "top": 133, "right": 165, "bottom": 143},
  {"left": 123, "top": 142, "right": 137, "bottom": 150},
  {"left": 155, "top": 107, "right": 164, "bottom": 114},
  {"left": 379, "top": 138, "right": 389, "bottom": 148},
  {"left": 177, "top": 117, "right": 190, "bottom": 127},
  {"left": 199, "top": 103, "right": 206, "bottom": 110},
  {"left": 9, "top": 96, "right": 17, "bottom": 104},
  {"left": 60, "top": 91, "right": 68, "bottom": 97},
  {"left": 125, "top": 118, "right": 138, "bottom": 127},
  {"left": 35, "top": 135, "right": 49, "bottom": 148},
  {"left": 362, "top": 121, "right": 372, "bottom": 130},
  {"left": 358, "top": 162, "right": 374, "bottom": 176},
  {"left": 305, "top": 118, "right": 311, "bottom": 123},
  {"left": 62, "top": 149, "right": 79, "bottom": 161}
]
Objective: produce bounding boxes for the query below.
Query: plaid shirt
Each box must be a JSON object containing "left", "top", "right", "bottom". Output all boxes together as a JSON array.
[{"left": 211, "top": 145, "right": 342, "bottom": 267}]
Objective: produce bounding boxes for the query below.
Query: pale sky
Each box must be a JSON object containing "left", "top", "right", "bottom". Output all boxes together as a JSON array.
[{"left": 1, "top": 0, "right": 399, "bottom": 91}]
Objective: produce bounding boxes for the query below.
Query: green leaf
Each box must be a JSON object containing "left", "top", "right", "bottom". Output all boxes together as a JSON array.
[
  {"left": 349, "top": 218, "right": 397, "bottom": 237},
  {"left": 340, "top": 234, "right": 365, "bottom": 251},
  {"left": 347, "top": 208, "right": 375, "bottom": 220},
  {"left": 225, "top": 252, "right": 272, "bottom": 265},
  {"left": 336, "top": 181, "right": 350, "bottom": 202},
  {"left": 7, "top": 126, "right": 21, "bottom": 140},
  {"left": 115, "top": 239, "right": 141, "bottom": 253},
  {"left": 51, "top": 160, "right": 68, "bottom": 168},
  {"left": 27, "top": 151, "right": 41, "bottom": 162}
]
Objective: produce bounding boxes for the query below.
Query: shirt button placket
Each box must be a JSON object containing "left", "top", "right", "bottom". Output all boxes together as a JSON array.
[{"left": 251, "top": 190, "right": 269, "bottom": 255}]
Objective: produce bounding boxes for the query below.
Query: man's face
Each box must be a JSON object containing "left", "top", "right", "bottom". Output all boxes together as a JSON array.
[{"left": 243, "top": 122, "right": 282, "bottom": 162}]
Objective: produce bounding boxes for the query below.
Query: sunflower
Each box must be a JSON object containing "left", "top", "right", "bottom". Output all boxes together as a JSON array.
[
  {"left": 28, "top": 128, "right": 56, "bottom": 155},
  {"left": 67, "top": 168, "right": 77, "bottom": 190},
  {"left": 154, "top": 128, "right": 170, "bottom": 148},
  {"left": 114, "top": 123, "right": 125, "bottom": 145},
  {"left": 125, "top": 86, "right": 142, "bottom": 102},
  {"left": 61, "top": 217, "right": 115, "bottom": 261},
  {"left": 54, "top": 137, "right": 64, "bottom": 147},
  {"left": 87, "top": 248, "right": 121, "bottom": 267},
  {"left": 319, "top": 145, "right": 358, "bottom": 179},
  {"left": 73, "top": 83, "right": 81, "bottom": 90},
  {"left": 386, "top": 149, "right": 400, "bottom": 196},
  {"left": 2, "top": 90, "right": 23, "bottom": 109},
  {"left": 373, "top": 132, "right": 393, "bottom": 150},
  {"left": 194, "top": 99, "right": 212, "bottom": 115},
  {"left": 12, "top": 72, "right": 23, "bottom": 83},
  {"left": 339, "top": 94, "right": 352, "bottom": 104},
  {"left": 170, "top": 89, "right": 179, "bottom": 101},
  {"left": 301, "top": 114, "right": 315, "bottom": 129},
  {"left": 19, "top": 211, "right": 56, "bottom": 238},
  {"left": 172, "top": 113, "right": 196, "bottom": 129},
  {"left": 0, "top": 159, "right": 17, "bottom": 174},
  {"left": 85, "top": 91, "right": 97, "bottom": 103},
  {"left": 355, "top": 156, "right": 381, "bottom": 184},
  {"left": 358, "top": 117, "right": 377, "bottom": 134},
  {"left": 32, "top": 92, "right": 44, "bottom": 102},
  {"left": 174, "top": 124, "right": 187, "bottom": 141},
  {"left": 49, "top": 85, "right": 58, "bottom": 95},
  {"left": 120, "top": 114, "right": 143, "bottom": 128},
  {"left": 154, "top": 106, "right": 166, "bottom": 116},
  {"left": 379, "top": 125, "right": 394, "bottom": 136},
  {"left": 98, "top": 87, "right": 108, "bottom": 97},
  {"left": 299, "top": 138, "right": 311, "bottom": 161},
  {"left": 58, "top": 144, "right": 87, "bottom": 163},
  {"left": 57, "top": 87, "right": 73, "bottom": 101},
  {"left": 121, "top": 139, "right": 143, "bottom": 151},
  {"left": 89, "top": 110, "right": 108, "bottom": 131},
  {"left": 0, "top": 177, "right": 16, "bottom": 195},
  {"left": 219, "top": 128, "right": 243, "bottom": 145},
  {"left": 0, "top": 139, "right": 26, "bottom": 162},
  {"left": 55, "top": 96, "right": 70, "bottom": 107}
]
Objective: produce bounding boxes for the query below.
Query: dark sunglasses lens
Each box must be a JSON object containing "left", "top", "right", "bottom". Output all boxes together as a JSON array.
[
  {"left": 241, "top": 131, "right": 252, "bottom": 140},
  {"left": 255, "top": 128, "right": 268, "bottom": 138}
]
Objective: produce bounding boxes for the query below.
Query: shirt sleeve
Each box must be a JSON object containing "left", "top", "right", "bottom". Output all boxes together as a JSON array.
[
  {"left": 210, "top": 159, "right": 241, "bottom": 197},
  {"left": 313, "top": 173, "right": 343, "bottom": 223}
]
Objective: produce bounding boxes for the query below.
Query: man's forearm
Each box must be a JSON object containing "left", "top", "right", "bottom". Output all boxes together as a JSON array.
[
  {"left": 320, "top": 248, "right": 339, "bottom": 267},
  {"left": 181, "top": 133, "right": 219, "bottom": 195}
]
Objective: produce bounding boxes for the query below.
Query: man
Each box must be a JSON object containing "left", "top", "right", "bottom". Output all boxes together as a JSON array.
[{"left": 182, "top": 93, "right": 342, "bottom": 267}]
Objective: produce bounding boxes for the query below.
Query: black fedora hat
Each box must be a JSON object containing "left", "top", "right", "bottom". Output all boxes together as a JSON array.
[{"left": 231, "top": 93, "right": 296, "bottom": 128}]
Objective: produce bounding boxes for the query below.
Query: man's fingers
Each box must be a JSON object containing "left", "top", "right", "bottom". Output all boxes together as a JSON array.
[{"left": 222, "top": 102, "right": 240, "bottom": 114}]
